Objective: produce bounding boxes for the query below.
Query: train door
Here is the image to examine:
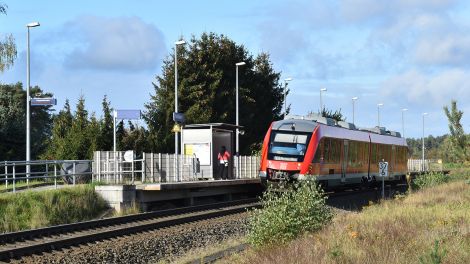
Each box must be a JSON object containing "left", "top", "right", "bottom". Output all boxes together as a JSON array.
[{"left": 341, "top": 140, "right": 349, "bottom": 183}]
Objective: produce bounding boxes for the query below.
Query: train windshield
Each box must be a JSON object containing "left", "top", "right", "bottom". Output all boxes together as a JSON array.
[{"left": 268, "top": 131, "right": 311, "bottom": 162}]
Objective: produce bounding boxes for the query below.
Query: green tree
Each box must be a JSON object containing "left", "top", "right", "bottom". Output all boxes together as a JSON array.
[
  {"left": 145, "top": 32, "right": 284, "bottom": 154},
  {"left": 45, "top": 96, "right": 97, "bottom": 160},
  {"left": 443, "top": 100, "right": 467, "bottom": 161},
  {"left": 0, "top": 4, "right": 17, "bottom": 72},
  {"left": 0, "top": 83, "right": 53, "bottom": 161},
  {"left": 42, "top": 100, "right": 73, "bottom": 159},
  {"left": 97, "top": 95, "right": 113, "bottom": 151}
]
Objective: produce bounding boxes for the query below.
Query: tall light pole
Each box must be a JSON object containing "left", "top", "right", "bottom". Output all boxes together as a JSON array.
[
  {"left": 320, "top": 88, "right": 327, "bottom": 113},
  {"left": 377, "top": 103, "right": 383, "bottom": 127},
  {"left": 174, "top": 39, "right": 185, "bottom": 181},
  {"left": 284, "top": 77, "right": 292, "bottom": 116},
  {"left": 401, "top": 108, "right": 408, "bottom": 137},
  {"left": 352, "top": 97, "right": 358, "bottom": 125},
  {"left": 235, "top": 62, "right": 246, "bottom": 179},
  {"left": 26, "top": 21, "right": 40, "bottom": 182},
  {"left": 422, "top": 112, "right": 428, "bottom": 171}
]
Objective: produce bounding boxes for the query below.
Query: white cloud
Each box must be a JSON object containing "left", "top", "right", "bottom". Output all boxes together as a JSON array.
[
  {"left": 414, "top": 34, "right": 470, "bottom": 66},
  {"left": 381, "top": 69, "right": 470, "bottom": 106},
  {"left": 64, "top": 16, "right": 166, "bottom": 72}
]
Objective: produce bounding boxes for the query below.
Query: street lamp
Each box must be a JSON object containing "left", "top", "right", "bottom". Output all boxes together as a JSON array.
[
  {"left": 174, "top": 39, "right": 185, "bottom": 181},
  {"left": 422, "top": 112, "right": 428, "bottom": 171},
  {"left": 352, "top": 97, "right": 358, "bottom": 125},
  {"left": 320, "top": 88, "right": 327, "bottom": 113},
  {"left": 235, "top": 61, "right": 246, "bottom": 179},
  {"left": 284, "top": 78, "right": 292, "bottom": 116},
  {"left": 26, "top": 21, "right": 40, "bottom": 183},
  {"left": 401, "top": 108, "right": 408, "bottom": 138},
  {"left": 377, "top": 103, "right": 383, "bottom": 127}
]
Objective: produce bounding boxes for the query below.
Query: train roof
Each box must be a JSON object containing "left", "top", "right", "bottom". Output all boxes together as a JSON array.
[{"left": 277, "top": 113, "right": 407, "bottom": 146}]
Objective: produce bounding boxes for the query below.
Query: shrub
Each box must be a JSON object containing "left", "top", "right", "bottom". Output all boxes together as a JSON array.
[
  {"left": 247, "top": 179, "right": 333, "bottom": 248},
  {"left": 413, "top": 172, "right": 448, "bottom": 190},
  {"left": 419, "top": 240, "right": 447, "bottom": 264}
]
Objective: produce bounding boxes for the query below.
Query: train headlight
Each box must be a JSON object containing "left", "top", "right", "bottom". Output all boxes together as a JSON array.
[{"left": 259, "top": 171, "right": 267, "bottom": 178}]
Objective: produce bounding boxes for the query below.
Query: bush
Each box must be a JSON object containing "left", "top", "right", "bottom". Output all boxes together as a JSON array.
[
  {"left": 413, "top": 172, "right": 448, "bottom": 190},
  {"left": 247, "top": 180, "right": 333, "bottom": 248}
]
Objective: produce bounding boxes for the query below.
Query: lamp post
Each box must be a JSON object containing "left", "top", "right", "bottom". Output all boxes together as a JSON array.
[
  {"left": 174, "top": 39, "right": 185, "bottom": 181},
  {"left": 422, "top": 113, "right": 428, "bottom": 171},
  {"left": 377, "top": 103, "right": 383, "bottom": 127},
  {"left": 320, "top": 88, "right": 327, "bottom": 113},
  {"left": 284, "top": 77, "right": 292, "bottom": 116},
  {"left": 26, "top": 21, "right": 40, "bottom": 183},
  {"left": 401, "top": 108, "right": 408, "bottom": 137},
  {"left": 352, "top": 97, "right": 358, "bottom": 125},
  {"left": 235, "top": 62, "right": 246, "bottom": 179}
]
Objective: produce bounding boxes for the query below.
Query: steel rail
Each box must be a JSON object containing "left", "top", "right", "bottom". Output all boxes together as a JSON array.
[{"left": 0, "top": 199, "right": 260, "bottom": 261}]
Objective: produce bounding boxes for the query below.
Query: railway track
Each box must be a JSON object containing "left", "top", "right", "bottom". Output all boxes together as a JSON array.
[{"left": 0, "top": 198, "right": 260, "bottom": 262}]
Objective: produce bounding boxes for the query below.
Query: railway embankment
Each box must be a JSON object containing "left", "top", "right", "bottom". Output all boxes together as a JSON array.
[
  {"left": 0, "top": 184, "right": 108, "bottom": 233},
  {"left": 231, "top": 168, "right": 470, "bottom": 264}
]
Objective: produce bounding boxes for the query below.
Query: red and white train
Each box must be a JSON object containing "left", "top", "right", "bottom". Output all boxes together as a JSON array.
[{"left": 259, "top": 114, "right": 408, "bottom": 188}]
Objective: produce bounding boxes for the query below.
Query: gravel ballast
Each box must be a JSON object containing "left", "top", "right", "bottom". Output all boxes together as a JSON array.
[{"left": 13, "top": 212, "right": 249, "bottom": 264}]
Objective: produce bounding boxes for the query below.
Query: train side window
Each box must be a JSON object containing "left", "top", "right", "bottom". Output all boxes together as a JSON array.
[
  {"left": 371, "top": 144, "right": 377, "bottom": 164},
  {"left": 330, "top": 139, "right": 340, "bottom": 163},
  {"left": 313, "top": 139, "right": 323, "bottom": 163},
  {"left": 324, "top": 138, "right": 331, "bottom": 163}
]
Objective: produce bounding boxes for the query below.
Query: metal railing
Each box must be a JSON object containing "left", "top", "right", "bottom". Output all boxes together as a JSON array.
[
  {"left": 407, "top": 159, "right": 443, "bottom": 172},
  {"left": 93, "top": 151, "right": 261, "bottom": 184},
  {"left": 1, "top": 160, "right": 92, "bottom": 193}
]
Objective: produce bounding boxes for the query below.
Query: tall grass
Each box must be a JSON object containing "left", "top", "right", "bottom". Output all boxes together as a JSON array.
[
  {"left": 247, "top": 180, "right": 333, "bottom": 248},
  {"left": 0, "top": 185, "right": 108, "bottom": 233},
  {"left": 235, "top": 181, "right": 470, "bottom": 264}
]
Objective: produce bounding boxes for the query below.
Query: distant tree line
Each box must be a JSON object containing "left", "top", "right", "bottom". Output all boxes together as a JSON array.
[{"left": 407, "top": 100, "right": 469, "bottom": 164}]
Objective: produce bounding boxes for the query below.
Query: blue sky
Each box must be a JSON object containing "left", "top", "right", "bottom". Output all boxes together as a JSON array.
[{"left": 1, "top": 0, "right": 470, "bottom": 139}]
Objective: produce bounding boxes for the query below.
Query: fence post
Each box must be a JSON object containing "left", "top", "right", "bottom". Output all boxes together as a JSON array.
[
  {"left": 54, "top": 162, "right": 57, "bottom": 189},
  {"left": 12, "top": 163, "right": 16, "bottom": 193},
  {"left": 159, "top": 153, "right": 162, "bottom": 182},
  {"left": 4, "top": 161, "right": 8, "bottom": 190},
  {"left": 45, "top": 162, "right": 49, "bottom": 183},
  {"left": 72, "top": 162, "right": 76, "bottom": 186},
  {"left": 151, "top": 153, "right": 154, "bottom": 183},
  {"left": 142, "top": 152, "right": 146, "bottom": 184},
  {"left": 166, "top": 154, "right": 170, "bottom": 183}
]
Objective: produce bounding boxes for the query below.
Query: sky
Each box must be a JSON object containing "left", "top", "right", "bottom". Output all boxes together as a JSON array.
[{"left": 1, "top": 0, "right": 470, "bottom": 139}]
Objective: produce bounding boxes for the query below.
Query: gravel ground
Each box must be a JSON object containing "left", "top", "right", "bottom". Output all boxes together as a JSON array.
[{"left": 12, "top": 212, "right": 250, "bottom": 264}]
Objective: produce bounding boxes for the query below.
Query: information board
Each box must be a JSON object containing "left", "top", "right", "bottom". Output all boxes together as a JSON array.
[{"left": 184, "top": 143, "right": 211, "bottom": 165}]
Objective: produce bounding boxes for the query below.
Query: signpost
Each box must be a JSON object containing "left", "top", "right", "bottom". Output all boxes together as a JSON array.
[
  {"left": 113, "top": 110, "right": 141, "bottom": 153},
  {"left": 379, "top": 161, "right": 388, "bottom": 199},
  {"left": 31, "top": 97, "right": 57, "bottom": 106}
]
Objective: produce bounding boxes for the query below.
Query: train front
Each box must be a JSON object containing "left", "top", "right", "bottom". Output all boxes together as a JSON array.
[{"left": 259, "top": 119, "right": 319, "bottom": 187}]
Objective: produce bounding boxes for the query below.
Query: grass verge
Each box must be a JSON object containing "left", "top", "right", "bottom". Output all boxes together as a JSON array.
[
  {"left": 0, "top": 184, "right": 108, "bottom": 233},
  {"left": 233, "top": 180, "right": 470, "bottom": 264}
]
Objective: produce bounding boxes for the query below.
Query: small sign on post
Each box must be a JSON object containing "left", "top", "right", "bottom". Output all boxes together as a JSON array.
[
  {"left": 379, "top": 161, "right": 388, "bottom": 199},
  {"left": 173, "top": 112, "right": 185, "bottom": 124},
  {"left": 31, "top": 97, "right": 57, "bottom": 106}
]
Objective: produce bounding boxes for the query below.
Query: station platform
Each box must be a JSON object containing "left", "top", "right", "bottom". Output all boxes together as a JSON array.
[
  {"left": 136, "top": 178, "right": 260, "bottom": 191},
  {"left": 95, "top": 178, "right": 263, "bottom": 212}
]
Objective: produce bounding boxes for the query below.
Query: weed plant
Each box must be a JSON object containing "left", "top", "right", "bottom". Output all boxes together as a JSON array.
[
  {"left": 0, "top": 185, "right": 108, "bottom": 233},
  {"left": 413, "top": 172, "right": 448, "bottom": 190},
  {"left": 247, "top": 180, "right": 332, "bottom": 248}
]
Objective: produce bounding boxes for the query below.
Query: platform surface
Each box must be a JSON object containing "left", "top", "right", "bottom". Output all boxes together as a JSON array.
[{"left": 136, "top": 178, "right": 261, "bottom": 191}]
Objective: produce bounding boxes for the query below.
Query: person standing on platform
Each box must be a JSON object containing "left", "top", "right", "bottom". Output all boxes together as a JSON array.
[{"left": 217, "top": 146, "right": 230, "bottom": 180}]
